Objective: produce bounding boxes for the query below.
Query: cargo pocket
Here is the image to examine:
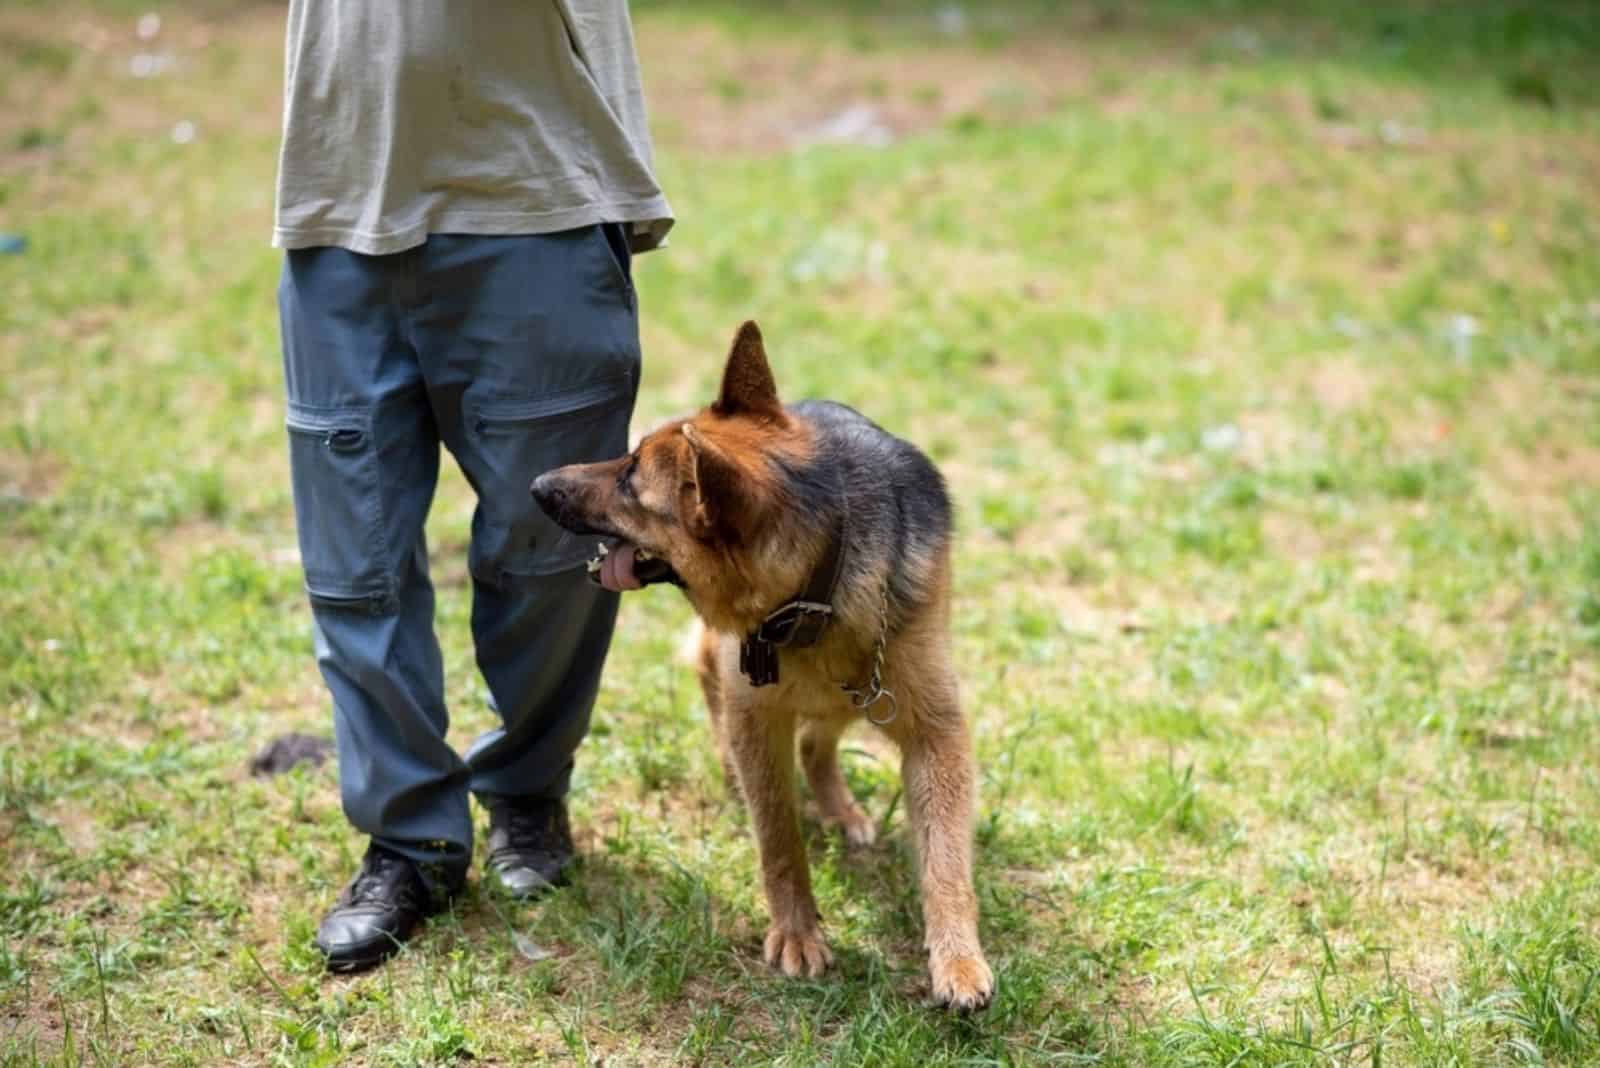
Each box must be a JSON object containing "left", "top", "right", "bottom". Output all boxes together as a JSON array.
[
  {"left": 467, "top": 373, "right": 635, "bottom": 585},
  {"left": 285, "top": 403, "right": 395, "bottom": 613}
]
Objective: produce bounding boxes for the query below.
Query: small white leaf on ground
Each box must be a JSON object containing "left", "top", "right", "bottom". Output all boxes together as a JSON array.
[
  {"left": 513, "top": 933, "right": 553, "bottom": 962},
  {"left": 934, "top": 5, "right": 968, "bottom": 37},
  {"left": 129, "top": 52, "right": 173, "bottom": 78},
  {"left": 1225, "top": 28, "right": 1263, "bottom": 55},
  {"left": 1330, "top": 313, "right": 1367, "bottom": 339},
  {"left": 1202, "top": 424, "right": 1242, "bottom": 452},
  {"left": 1378, "top": 119, "right": 1426, "bottom": 146},
  {"left": 1446, "top": 314, "right": 1479, "bottom": 361}
]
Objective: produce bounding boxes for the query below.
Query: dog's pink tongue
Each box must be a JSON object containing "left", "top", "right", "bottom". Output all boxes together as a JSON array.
[{"left": 599, "top": 544, "right": 642, "bottom": 593}]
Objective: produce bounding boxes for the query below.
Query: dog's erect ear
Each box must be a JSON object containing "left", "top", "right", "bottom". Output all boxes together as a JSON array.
[
  {"left": 713, "top": 320, "right": 784, "bottom": 421},
  {"left": 679, "top": 423, "right": 747, "bottom": 542}
]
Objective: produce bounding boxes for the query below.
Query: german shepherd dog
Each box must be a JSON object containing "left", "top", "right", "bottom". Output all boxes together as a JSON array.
[{"left": 531, "top": 322, "right": 994, "bottom": 1010}]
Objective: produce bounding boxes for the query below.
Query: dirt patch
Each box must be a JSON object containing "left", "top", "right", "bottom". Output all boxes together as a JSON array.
[
  {"left": 0, "top": 447, "right": 64, "bottom": 505},
  {"left": 637, "top": 21, "right": 1093, "bottom": 154},
  {"left": 1307, "top": 358, "right": 1379, "bottom": 413},
  {"left": 1, "top": 993, "right": 75, "bottom": 1063},
  {"left": 1013, "top": 510, "right": 1093, "bottom": 562},
  {"left": 1260, "top": 510, "right": 1326, "bottom": 563},
  {"left": 2, "top": 6, "right": 1125, "bottom": 168},
  {"left": 1478, "top": 369, "right": 1600, "bottom": 536},
  {"left": 1481, "top": 446, "right": 1598, "bottom": 537},
  {"left": 1568, "top": 657, "right": 1599, "bottom": 705}
]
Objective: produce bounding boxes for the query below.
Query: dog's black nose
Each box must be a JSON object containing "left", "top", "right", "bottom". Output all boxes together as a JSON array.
[{"left": 530, "top": 473, "right": 566, "bottom": 515}]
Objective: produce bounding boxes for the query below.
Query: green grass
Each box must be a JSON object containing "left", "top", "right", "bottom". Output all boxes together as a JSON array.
[{"left": 3, "top": 1, "right": 1600, "bottom": 1064}]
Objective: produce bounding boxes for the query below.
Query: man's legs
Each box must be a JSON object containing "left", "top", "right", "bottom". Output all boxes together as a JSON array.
[
  {"left": 409, "top": 226, "right": 639, "bottom": 813},
  {"left": 280, "top": 247, "right": 472, "bottom": 882}
]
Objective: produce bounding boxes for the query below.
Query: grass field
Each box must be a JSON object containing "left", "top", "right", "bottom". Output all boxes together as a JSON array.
[{"left": 4, "top": 1, "right": 1600, "bottom": 1064}]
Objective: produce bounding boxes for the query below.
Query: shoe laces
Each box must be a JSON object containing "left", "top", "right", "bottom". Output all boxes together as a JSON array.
[
  {"left": 346, "top": 847, "right": 419, "bottom": 909},
  {"left": 496, "top": 800, "right": 568, "bottom": 855}
]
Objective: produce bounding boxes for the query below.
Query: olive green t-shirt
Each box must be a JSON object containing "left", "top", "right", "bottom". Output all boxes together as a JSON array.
[{"left": 273, "top": 0, "right": 673, "bottom": 255}]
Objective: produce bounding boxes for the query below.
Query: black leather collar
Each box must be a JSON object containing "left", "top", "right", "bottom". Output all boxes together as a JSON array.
[{"left": 739, "top": 511, "right": 847, "bottom": 687}]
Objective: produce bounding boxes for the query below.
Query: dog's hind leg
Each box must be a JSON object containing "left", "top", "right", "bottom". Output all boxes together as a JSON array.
[
  {"left": 799, "top": 720, "right": 875, "bottom": 847},
  {"left": 884, "top": 645, "right": 994, "bottom": 1012},
  {"left": 725, "top": 696, "right": 832, "bottom": 979},
  {"left": 897, "top": 709, "right": 993, "bottom": 1010}
]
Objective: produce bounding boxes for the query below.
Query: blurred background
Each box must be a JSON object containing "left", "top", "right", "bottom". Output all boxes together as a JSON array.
[{"left": 3, "top": 3, "right": 1599, "bottom": 1065}]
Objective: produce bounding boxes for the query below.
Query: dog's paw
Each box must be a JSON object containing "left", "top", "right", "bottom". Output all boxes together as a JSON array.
[
  {"left": 763, "top": 924, "right": 832, "bottom": 978},
  {"left": 841, "top": 810, "right": 877, "bottom": 848},
  {"left": 829, "top": 804, "right": 877, "bottom": 848},
  {"left": 930, "top": 953, "right": 995, "bottom": 1012}
]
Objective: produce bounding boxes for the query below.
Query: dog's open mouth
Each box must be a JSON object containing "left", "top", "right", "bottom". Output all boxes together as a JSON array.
[
  {"left": 587, "top": 539, "right": 643, "bottom": 592},
  {"left": 586, "top": 540, "right": 681, "bottom": 592}
]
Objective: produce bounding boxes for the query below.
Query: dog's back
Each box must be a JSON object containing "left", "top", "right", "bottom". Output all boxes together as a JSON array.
[{"left": 784, "top": 399, "right": 952, "bottom": 624}]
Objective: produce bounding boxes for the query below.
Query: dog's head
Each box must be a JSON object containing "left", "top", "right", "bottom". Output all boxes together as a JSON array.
[{"left": 532, "top": 321, "right": 824, "bottom": 630}]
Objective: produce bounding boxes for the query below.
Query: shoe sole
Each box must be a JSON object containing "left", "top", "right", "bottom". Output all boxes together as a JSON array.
[{"left": 321, "top": 945, "right": 400, "bottom": 973}]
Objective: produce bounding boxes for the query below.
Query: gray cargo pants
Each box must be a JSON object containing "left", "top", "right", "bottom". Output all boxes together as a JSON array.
[{"left": 278, "top": 226, "right": 638, "bottom": 876}]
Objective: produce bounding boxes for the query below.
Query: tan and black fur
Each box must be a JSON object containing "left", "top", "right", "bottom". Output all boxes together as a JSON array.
[{"left": 532, "top": 322, "right": 994, "bottom": 1010}]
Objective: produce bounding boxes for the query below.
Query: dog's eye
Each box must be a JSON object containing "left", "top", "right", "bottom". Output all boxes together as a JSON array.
[{"left": 618, "top": 458, "right": 639, "bottom": 498}]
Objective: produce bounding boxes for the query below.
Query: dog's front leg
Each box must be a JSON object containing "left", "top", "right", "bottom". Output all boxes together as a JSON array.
[
  {"left": 725, "top": 692, "right": 831, "bottom": 978},
  {"left": 894, "top": 709, "right": 994, "bottom": 1011}
]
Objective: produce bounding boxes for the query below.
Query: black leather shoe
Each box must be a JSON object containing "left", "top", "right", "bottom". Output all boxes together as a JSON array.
[
  {"left": 482, "top": 796, "right": 576, "bottom": 900},
  {"left": 315, "top": 844, "right": 458, "bottom": 973}
]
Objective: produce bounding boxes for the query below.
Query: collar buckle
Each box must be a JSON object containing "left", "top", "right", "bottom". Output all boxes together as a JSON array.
[{"left": 756, "top": 600, "right": 834, "bottom": 649}]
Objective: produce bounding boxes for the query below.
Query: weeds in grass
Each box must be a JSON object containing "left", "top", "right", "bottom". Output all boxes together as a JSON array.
[{"left": 3, "top": 0, "right": 1599, "bottom": 1064}]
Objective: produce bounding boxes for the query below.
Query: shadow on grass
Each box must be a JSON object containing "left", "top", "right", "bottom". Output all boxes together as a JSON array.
[{"left": 473, "top": 820, "right": 1129, "bottom": 1061}]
